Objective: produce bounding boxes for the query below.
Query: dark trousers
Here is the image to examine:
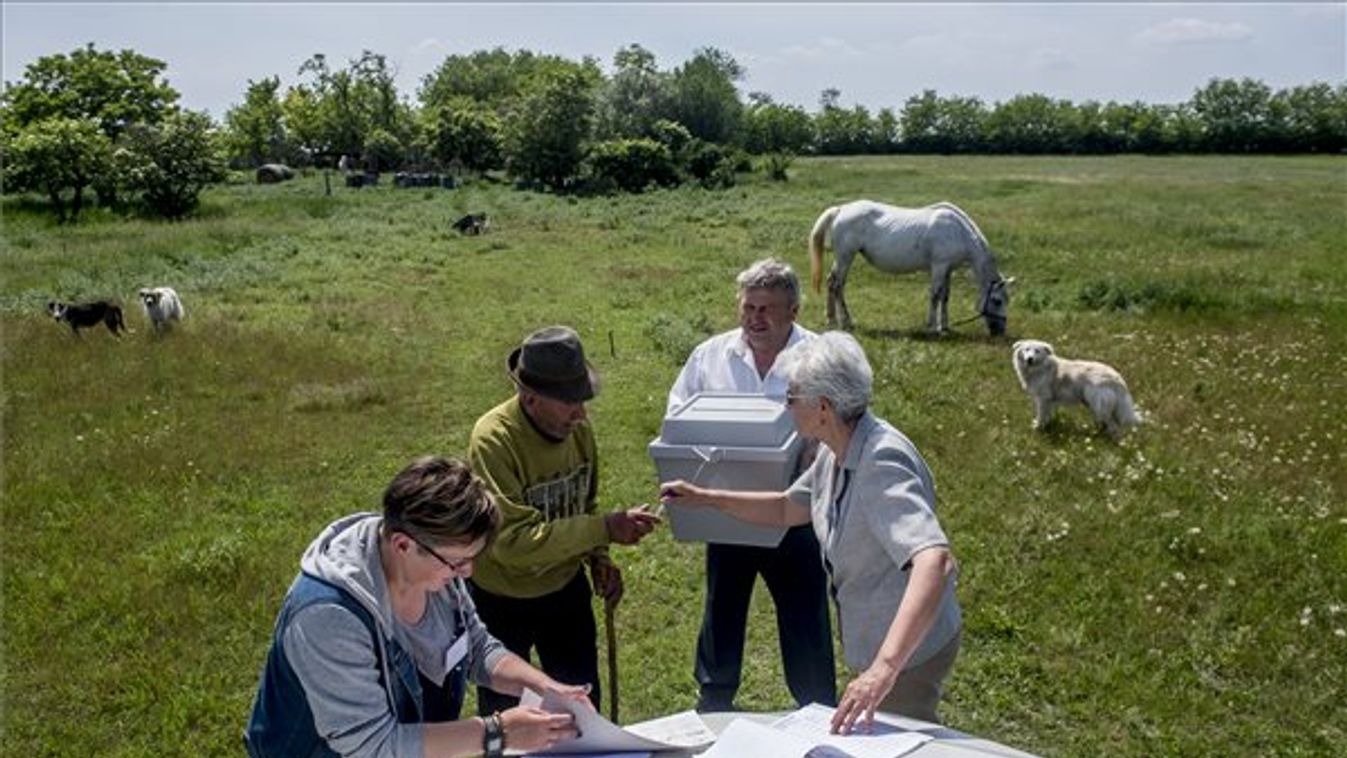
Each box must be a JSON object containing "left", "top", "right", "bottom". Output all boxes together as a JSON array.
[
  {"left": 695, "top": 523, "right": 836, "bottom": 711},
  {"left": 469, "top": 570, "right": 600, "bottom": 716}
]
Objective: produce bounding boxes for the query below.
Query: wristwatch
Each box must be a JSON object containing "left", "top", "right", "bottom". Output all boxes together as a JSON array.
[{"left": 482, "top": 712, "right": 505, "bottom": 758}]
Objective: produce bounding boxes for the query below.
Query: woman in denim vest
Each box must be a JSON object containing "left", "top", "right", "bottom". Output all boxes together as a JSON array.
[{"left": 246, "top": 456, "right": 588, "bottom": 757}]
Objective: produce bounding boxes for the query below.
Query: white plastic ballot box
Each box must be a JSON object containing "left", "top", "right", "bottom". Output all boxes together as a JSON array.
[{"left": 648, "top": 393, "right": 803, "bottom": 547}]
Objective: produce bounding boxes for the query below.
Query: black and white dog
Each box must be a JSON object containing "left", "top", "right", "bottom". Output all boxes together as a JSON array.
[
  {"left": 48, "top": 300, "right": 126, "bottom": 337},
  {"left": 138, "top": 287, "right": 184, "bottom": 333},
  {"left": 452, "top": 213, "right": 490, "bottom": 236}
]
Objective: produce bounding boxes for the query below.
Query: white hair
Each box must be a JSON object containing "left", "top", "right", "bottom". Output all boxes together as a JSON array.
[
  {"left": 782, "top": 331, "right": 873, "bottom": 422},
  {"left": 736, "top": 257, "right": 800, "bottom": 308}
]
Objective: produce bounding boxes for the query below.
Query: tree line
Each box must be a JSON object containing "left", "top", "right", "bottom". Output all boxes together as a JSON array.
[{"left": 3, "top": 43, "right": 1344, "bottom": 221}]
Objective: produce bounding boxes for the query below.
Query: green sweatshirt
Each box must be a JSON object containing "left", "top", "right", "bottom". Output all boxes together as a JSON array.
[{"left": 468, "top": 395, "right": 609, "bottom": 598}]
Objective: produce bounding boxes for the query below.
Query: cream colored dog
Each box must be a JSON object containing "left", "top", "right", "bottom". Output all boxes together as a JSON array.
[{"left": 1012, "top": 339, "right": 1140, "bottom": 440}]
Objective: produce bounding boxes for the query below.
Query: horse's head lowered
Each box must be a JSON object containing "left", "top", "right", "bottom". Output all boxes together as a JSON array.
[{"left": 980, "top": 276, "right": 1014, "bottom": 336}]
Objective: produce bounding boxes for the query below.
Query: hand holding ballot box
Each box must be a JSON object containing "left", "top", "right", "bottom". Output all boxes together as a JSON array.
[{"left": 648, "top": 393, "right": 802, "bottom": 547}]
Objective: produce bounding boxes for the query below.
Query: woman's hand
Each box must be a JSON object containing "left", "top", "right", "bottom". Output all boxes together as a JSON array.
[
  {"left": 831, "top": 661, "right": 899, "bottom": 735},
  {"left": 659, "top": 480, "right": 708, "bottom": 506},
  {"left": 499, "top": 706, "right": 579, "bottom": 752},
  {"left": 543, "top": 680, "right": 596, "bottom": 710}
]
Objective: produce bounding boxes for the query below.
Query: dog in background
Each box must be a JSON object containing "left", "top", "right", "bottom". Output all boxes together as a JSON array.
[
  {"left": 48, "top": 300, "right": 126, "bottom": 337},
  {"left": 1012, "top": 339, "right": 1141, "bottom": 440},
  {"left": 452, "top": 213, "right": 490, "bottom": 236},
  {"left": 138, "top": 287, "right": 184, "bottom": 333}
]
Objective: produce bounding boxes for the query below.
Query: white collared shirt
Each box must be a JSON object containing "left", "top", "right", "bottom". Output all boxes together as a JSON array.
[{"left": 666, "top": 325, "right": 817, "bottom": 412}]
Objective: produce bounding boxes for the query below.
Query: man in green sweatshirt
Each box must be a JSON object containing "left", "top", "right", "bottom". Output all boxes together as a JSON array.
[{"left": 468, "top": 325, "right": 661, "bottom": 717}]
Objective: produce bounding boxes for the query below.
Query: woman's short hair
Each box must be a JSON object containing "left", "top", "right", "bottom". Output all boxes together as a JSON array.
[
  {"left": 736, "top": 257, "right": 800, "bottom": 308},
  {"left": 783, "top": 331, "right": 873, "bottom": 422},
  {"left": 382, "top": 456, "right": 499, "bottom": 546}
]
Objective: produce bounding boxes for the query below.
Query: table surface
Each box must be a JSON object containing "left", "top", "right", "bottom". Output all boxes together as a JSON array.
[{"left": 683, "top": 711, "right": 1041, "bottom": 758}]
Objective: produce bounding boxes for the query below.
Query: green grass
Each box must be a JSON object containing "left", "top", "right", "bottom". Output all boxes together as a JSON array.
[{"left": 3, "top": 155, "right": 1345, "bottom": 757}]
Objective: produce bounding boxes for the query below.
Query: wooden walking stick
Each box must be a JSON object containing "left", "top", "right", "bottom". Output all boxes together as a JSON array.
[{"left": 605, "top": 593, "right": 620, "bottom": 723}]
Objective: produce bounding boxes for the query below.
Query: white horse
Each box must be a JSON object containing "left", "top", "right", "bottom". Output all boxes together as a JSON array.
[{"left": 809, "top": 200, "right": 1014, "bottom": 335}]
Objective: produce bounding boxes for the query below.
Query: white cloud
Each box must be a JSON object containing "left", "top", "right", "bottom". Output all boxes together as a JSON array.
[
  {"left": 778, "top": 36, "right": 866, "bottom": 61},
  {"left": 1030, "top": 47, "right": 1073, "bottom": 72},
  {"left": 1136, "top": 18, "right": 1254, "bottom": 45}
]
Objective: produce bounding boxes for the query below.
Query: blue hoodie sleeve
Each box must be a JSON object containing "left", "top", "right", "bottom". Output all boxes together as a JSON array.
[{"left": 284, "top": 603, "right": 423, "bottom": 758}]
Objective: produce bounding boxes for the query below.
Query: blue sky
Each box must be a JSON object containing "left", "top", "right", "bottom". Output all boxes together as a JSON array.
[{"left": 4, "top": 2, "right": 1344, "bottom": 119}]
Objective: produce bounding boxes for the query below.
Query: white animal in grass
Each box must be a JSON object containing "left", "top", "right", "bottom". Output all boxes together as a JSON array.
[
  {"left": 138, "top": 287, "right": 184, "bottom": 333},
  {"left": 809, "top": 200, "right": 1013, "bottom": 335},
  {"left": 1012, "top": 339, "right": 1141, "bottom": 440}
]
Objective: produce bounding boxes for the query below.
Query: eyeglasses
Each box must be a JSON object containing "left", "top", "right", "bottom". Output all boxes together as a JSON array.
[
  {"left": 785, "top": 393, "right": 814, "bottom": 408},
  {"left": 401, "top": 530, "right": 477, "bottom": 572}
]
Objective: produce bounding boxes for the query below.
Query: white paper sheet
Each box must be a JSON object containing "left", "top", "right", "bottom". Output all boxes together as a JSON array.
[
  {"left": 624, "top": 710, "right": 716, "bottom": 748},
  {"left": 697, "top": 718, "right": 814, "bottom": 758},
  {"left": 769, "top": 704, "right": 933, "bottom": 758},
  {"left": 519, "top": 689, "right": 704, "bottom": 755}
]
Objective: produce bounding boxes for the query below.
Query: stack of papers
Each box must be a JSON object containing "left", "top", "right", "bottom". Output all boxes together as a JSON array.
[{"left": 701, "top": 704, "right": 933, "bottom": 758}]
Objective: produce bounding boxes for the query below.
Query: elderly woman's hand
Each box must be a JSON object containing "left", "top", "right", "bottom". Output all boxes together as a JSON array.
[
  {"left": 659, "top": 480, "right": 709, "bottom": 506},
  {"left": 831, "top": 661, "right": 899, "bottom": 735}
]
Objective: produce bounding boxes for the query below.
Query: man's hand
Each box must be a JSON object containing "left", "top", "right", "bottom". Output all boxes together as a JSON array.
[
  {"left": 604, "top": 507, "right": 661, "bottom": 545},
  {"left": 589, "top": 555, "right": 624, "bottom": 605}
]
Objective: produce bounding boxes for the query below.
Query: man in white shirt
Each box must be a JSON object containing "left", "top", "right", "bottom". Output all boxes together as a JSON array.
[{"left": 667, "top": 258, "right": 836, "bottom": 712}]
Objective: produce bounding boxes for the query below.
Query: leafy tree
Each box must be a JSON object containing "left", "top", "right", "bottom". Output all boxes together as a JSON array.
[
  {"left": 669, "top": 47, "right": 744, "bottom": 144},
  {"left": 2, "top": 116, "right": 111, "bottom": 222},
  {"left": 2, "top": 43, "right": 178, "bottom": 140},
  {"left": 595, "top": 44, "right": 673, "bottom": 140},
  {"left": 504, "top": 67, "right": 599, "bottom": 190},
  {"left": 224, "top": 76, "right": 289, "bottom": 167},
  {"left": 985, "top": 94, "right": 1078, "bottom": 153},
  {"left": 420, "top": 48, "right": 589, "bottom": 114},
  {"left": 425, "top": 103, "right": 503, "bottom": 175},
  {"left": 1272, "top": 82, "right": 1347, "bottom": 153},
  {"left": 120, "top": 110, "right": 227, "bottom": 218},
  {"left": 899, "top": 90, "right": 987, "bottom": 153},
  {"left": 1191, "top": 77, "right": 1276, "bottom": 152},
  {"left": 742, "top": 99, "right": 814, "bottom": 154},
  {"left": 872, "top": 107, "right": 900, "bottom": 153},
  {"left": 280, "top": 85, "right": 325, "bottom": 162},
  {"left": 814, "top": 99, "right": 875, "bottom": 154}
]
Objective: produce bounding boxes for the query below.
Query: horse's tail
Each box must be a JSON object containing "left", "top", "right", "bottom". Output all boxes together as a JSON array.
[{"left": 809, "top": 205, "right": 841, "bottom": 293}]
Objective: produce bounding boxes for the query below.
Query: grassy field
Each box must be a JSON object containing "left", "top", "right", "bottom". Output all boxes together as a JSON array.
[{"left": 2, "top": 155, "right": 1344, "bottom": 757}]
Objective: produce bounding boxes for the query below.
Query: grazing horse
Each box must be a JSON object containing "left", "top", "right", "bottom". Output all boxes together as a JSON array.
[{"left": 809, "top": 200, "right": 1013, "bottom": 335}]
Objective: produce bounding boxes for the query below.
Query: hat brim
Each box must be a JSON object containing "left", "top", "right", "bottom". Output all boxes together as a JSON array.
[{"left": 507, "top": 347, "right": 598, "bottom": 403}]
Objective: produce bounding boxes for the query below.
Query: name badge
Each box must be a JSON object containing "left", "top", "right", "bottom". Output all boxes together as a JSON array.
[{"left": 444, "top": 633, "right": 469, "bottom": 673}]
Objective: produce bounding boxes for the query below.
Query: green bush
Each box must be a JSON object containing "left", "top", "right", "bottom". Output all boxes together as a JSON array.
[
  {"left": 762, "top": 151, "right": 794, "bottom": 181},
  {"left": 684, "top": 140, "right": 736, "bottom": 189},
  {"left": 587, "top": 138, "right": 680, "bottom": 193}
]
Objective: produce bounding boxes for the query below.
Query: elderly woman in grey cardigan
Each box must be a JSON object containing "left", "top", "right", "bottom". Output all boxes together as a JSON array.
[{"left": 661, "top": 332, "right": 961, "bottom": 733}]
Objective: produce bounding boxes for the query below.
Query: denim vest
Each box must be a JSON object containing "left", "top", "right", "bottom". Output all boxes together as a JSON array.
[{"left": 244, "top": 573, "right": 467, "bottom": 758}]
